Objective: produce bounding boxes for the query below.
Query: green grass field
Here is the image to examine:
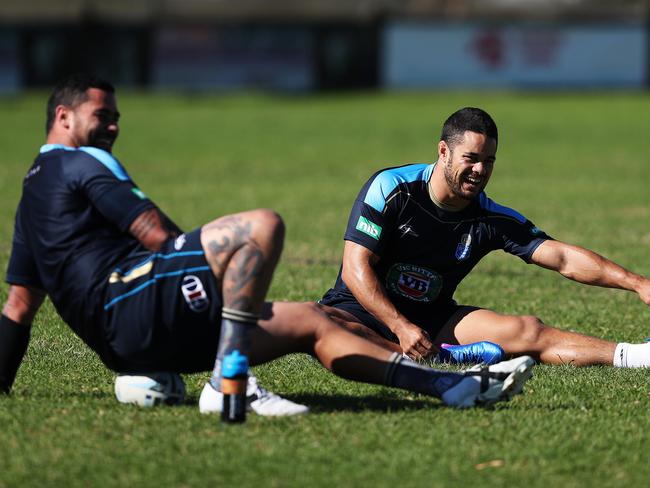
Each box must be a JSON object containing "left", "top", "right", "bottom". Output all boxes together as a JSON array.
[{"left": 1, "top": 90, "right": 649, "bottom": 487}]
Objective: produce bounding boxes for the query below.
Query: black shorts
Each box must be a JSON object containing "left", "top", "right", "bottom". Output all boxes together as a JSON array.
[
  {"left": 98, "top": 228, "right": 222, "bottom": 373},
  {"left": 320, "top": 289, "right": 469, "bottom": 343}
]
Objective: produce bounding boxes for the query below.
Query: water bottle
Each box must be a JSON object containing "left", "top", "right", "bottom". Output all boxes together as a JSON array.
[{"left": 220, "top": 350, "right": 248, "bottom": 423}]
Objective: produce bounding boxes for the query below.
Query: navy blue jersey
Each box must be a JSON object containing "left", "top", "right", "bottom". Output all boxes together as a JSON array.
[
  {"left": 327, "top": 163, "right": 551, "bottom": 321},
  {"left": 6, "top": 144, "right": 155, "bottom": 348}
]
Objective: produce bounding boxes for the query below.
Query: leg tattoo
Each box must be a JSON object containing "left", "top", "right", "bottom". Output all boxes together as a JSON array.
[
  {"left": 203, "top": 216, "right": 267, "bottom": 313},
  {"left": 203, "top": 212, "right": 283, "bottom": 393}
]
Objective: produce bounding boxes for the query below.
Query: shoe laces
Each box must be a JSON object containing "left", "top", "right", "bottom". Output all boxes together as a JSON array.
[
  {"left": 463, "top": 364, "right": 509, "bottom": 392},
  {"left": 247, "top": 376, "right": 280, "bottom": 405}
]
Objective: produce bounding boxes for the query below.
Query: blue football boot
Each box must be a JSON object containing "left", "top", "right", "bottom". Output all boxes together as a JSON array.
[{"left": 437, "top": 341, "right": 505, "bottom": 365}]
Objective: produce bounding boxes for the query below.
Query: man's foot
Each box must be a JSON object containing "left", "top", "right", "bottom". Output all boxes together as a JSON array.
[
  {"left": 441, "top": 356, "right": 535, "bottom": 408},
  {"left": 199, "top": 375, "right": 309, "bottom": 416},
  {"left": 437, "top": 341, "right": 505, "bottom": 365},
  {"left": 115, "top": 372, "right": 186, "bottom": 407}
]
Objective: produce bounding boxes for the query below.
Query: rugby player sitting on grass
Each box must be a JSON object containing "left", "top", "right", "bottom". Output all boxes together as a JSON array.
[
  {"left": 320, "top": 107, "right": 650, "bottom": 368},
  {"left": 0, "top": 75, "right": 535, "bottom": 414}
]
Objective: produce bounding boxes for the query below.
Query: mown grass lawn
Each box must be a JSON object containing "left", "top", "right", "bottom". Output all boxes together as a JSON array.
[{"left": 1, "top": 90, "right": 649, "bottom": 487}]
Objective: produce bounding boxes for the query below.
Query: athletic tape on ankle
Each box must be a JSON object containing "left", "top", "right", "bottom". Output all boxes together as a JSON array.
[
  {"left": 221, "top": 307, "right": 259, "bottom": 324},
  {"left": 383, "top": 352, "right": 402, "bottom": 386}
]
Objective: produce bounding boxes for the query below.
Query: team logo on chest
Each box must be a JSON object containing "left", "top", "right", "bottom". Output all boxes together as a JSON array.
[
  {"left": 181, "top": 275, "right": 210, "bottom": 312},
  {"left": 455, "top": 233, "right": 472, "bottom": 261},
  {"left": 386, "top": 263, "right": 443, "bottom": 302}
]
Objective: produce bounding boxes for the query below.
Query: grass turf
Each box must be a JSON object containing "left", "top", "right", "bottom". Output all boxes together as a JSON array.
[{"left": 1, "top": 90, "right": 649, "bottom": 487}]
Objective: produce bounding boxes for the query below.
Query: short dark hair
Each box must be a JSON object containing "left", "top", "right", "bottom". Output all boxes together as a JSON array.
[
  {"left": 440, "top": 107, "right": 498, "bottom": 149},
  {"left": 46, "top": 73, "right": 115, "bottom": 134}
]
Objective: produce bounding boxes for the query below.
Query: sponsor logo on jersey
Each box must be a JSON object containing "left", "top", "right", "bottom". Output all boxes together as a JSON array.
[
  {"left": 455, "top": 233, "right": 472, "bottom": 261},
  {"left": 131, "top": 187, "right": 147, "bottom": 200},
  {"left": 181, "top": 275, "right": 210, "bottom": 312},
  {"left": 386, "top": 263, "right": 442, "bottom": 302},
  {"left": 174, "top": 234, "right": 187, "bottom": 251},
  {"left": 356, "top": 216, "right": 382, "bottom": 240}
]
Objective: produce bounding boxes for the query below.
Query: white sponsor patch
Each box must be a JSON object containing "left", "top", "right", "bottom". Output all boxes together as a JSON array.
[{"left": 181, "top": 275, "right": 209, "bottom": 312}]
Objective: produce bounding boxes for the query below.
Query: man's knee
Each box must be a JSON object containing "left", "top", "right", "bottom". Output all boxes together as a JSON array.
[
  {"left": 201, "top": 209, "right": 284, "bottom": 253},
  {"left": 251, "top": 208, "right": 284, "bottom": 232},
  {"left": 249, "top": 209, "right": 285, "bottom": 249},
  {"left": 288, "top": 302, "right": 334, "bottom": 344},
  {"left": 510, "top": 315, "right": 546, "bottom": 347}
]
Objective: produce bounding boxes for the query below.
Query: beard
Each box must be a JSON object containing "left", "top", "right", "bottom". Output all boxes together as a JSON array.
[
  {"left": 442, "top": 159, "right": 486, "bottom": 201},
  {"left": 86, "top": 128, "right": 117, "bottom": 152},
  {"left": 443, "top": 160, "right": 472, "bottom": 200}
]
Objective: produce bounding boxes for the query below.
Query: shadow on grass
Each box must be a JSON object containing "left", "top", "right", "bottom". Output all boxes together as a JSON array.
[
  {"left": 261, "top": 393, "right": 440, "bottom": 413},
  {"left": 14, "top": 388, "right": 112, "bottom": 399},
  {"left": 59, "top": 393, "right": 439, "bottom": 412}
]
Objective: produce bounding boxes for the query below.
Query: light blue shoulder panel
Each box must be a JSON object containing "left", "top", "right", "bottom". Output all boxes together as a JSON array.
[
  {"left": 40, "top": 143, "right": 76, "bottom": 153},
  {"left": 39, "top": 144, "right": 130, "bottom": 182},
  {"left": 479, "top": 193, "right": 526, "bottom": 223},
  {"left": 363, "top": 164, "right": 431, "bottom": 212},
  {"left": 79, "top": 146, "right": 130, "bottom": 181}
]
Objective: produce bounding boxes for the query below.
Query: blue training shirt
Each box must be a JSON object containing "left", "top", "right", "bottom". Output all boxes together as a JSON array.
[
  {"left": 324, "top": 163, "right": 551, "bottom": 319},
  {"left": 5, "top": 145, "right": 155, "bottom": 349}
]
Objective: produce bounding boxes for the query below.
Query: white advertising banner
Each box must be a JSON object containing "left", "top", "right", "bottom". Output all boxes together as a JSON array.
[{"left": 383, "top": 23, "right": 647, "bottom": 88}]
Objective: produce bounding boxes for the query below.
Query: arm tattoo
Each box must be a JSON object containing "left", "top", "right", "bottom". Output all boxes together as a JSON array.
[
  {"left": 159, "top": 208, "right": 183, "bottom": 236},
  {"left": 130, "top": 209, "right": 159, "bottom": 240}
]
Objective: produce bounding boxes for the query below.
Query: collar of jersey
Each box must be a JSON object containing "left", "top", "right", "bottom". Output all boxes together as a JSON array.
[{"left": 40, "top": 144, "right": 77, "bottom": 153}]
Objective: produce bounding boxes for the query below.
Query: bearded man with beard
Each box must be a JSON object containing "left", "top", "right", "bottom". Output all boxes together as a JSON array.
[{"left": 319, "top": 107, "right": 650, "bottom": 367}]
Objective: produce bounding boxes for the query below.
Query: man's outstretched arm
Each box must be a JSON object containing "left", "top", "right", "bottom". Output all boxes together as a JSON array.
[
  {"left": 531, "top": 240, "right": 650, "bottom": 304},
  {"left": 342, "top": 241, "right": 435, "bottom": 359},
  {"left": 0, "top": 285, "right": 46, "bottom": 393}
]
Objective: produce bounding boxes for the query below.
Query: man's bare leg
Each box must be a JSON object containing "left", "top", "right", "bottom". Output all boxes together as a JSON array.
[
  {"left": 434, "top": 308, "right": 616, "bottom": 366},
  {"left": 245, "top": 302, "right": 534, "bottom": 407},
  {"left": 317, "top": 304, "right": 402, "bottom": 354},
  {"left": 250, "top": 302, "right": 394, "bottom": 383},
  {"left": 318, "top": 304, "right": 504, "bottom": 363},
  {"left": 201, "top": 210, "right": 284, "bottom": 315},
  {"left": 200, "top": 209, "right": 284, "bottom": 393}
]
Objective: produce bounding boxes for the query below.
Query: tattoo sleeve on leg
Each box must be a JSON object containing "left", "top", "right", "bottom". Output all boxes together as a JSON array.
[
  {"left": 203, "top": 216, "right": 270, "bottom": 314},
  {"left": 204, "top": 216, "right": 252, "bottom": 277},
  {"left": 206, "top": 236, "right": 232, "bottom": 278},
  {"left": 228, "top": 243, "right": 264, "bottom": 294}
]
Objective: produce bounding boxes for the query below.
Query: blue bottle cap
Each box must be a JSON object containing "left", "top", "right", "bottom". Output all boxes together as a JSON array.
[{"left": 222, "top": 350, "right": 249, "bottom": 378}]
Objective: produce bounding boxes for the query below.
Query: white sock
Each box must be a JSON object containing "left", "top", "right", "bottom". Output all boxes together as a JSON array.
[{"left": 613, "top": 342, "right": 650, "bottom": 368}]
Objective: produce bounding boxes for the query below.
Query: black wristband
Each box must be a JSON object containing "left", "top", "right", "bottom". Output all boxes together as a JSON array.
[{"left": 0, "top": 315, "right": 31, "bottom": 394}]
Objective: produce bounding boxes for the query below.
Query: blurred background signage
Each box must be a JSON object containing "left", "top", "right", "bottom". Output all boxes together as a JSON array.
[{"left": 0, "top": 0, "right": 647, "bottom": 92}]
